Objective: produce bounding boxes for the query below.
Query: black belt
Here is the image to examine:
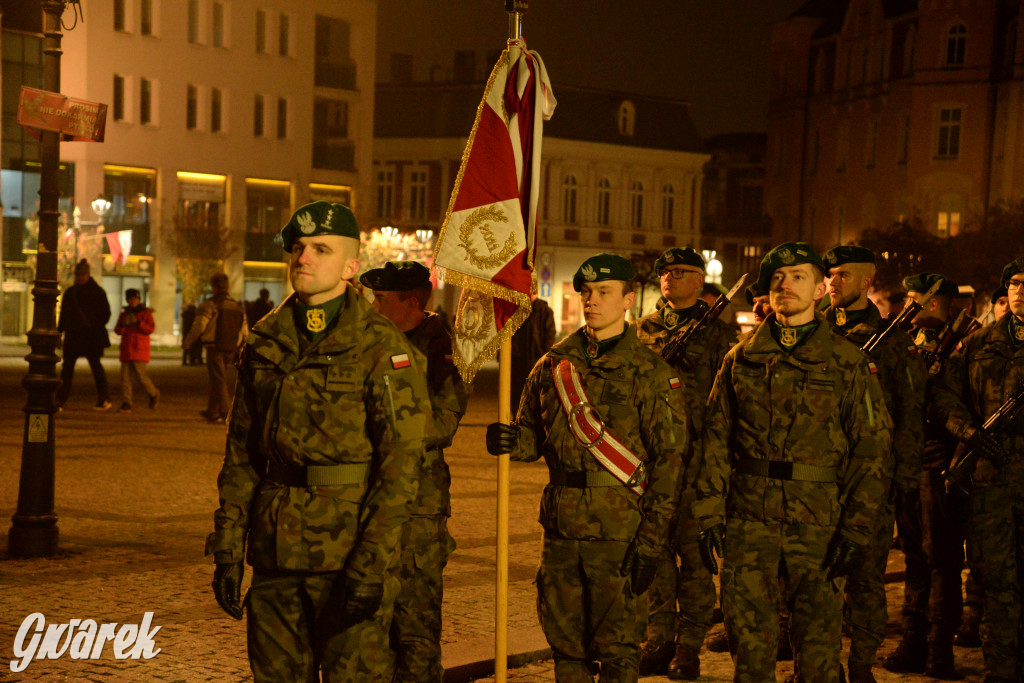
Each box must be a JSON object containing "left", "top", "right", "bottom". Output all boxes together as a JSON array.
[
  {"left": 266, "top": 462, "right": 369, "bottom": 487},
  {"left": 549, "top": 470, "right": 622, "bottom": 488},
  {"left": 735, "top": 458, "right": 837, "bottom": 483}
]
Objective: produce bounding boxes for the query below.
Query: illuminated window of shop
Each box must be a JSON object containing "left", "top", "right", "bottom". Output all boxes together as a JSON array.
[
  {"left": 246, "top": 178, "right": 291, "bottom": 262},
  {"left": 104, "top": 164, "right": 157, "bottom": 255}
]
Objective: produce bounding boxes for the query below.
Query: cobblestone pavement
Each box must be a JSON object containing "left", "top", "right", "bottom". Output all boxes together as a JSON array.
[{"left": 0, "top": 344, "right": 990, "bottom": 682}]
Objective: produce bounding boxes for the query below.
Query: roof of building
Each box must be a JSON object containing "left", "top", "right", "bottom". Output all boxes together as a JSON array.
[
  {"left": 786, "top": 0, "right": 847, "bottom": 20},
  {"left": 704, "top": 133, "right": 767, "bottom": 151},
  {"left": 883, "top": 0, "right": 917, "bottom": 18},
  {"left": 375, "top": 82, "right": 705, "bottom": 153}
]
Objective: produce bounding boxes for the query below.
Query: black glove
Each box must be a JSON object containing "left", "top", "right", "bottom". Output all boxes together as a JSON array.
[
  {"left": 486, "top": 423, "right": 520, "bottom": 455},
  {"left": 967, "top": 429, "right": 1005, "bottom": 465},
  {"left": 341, "top": 580, "right": 384, "bottom": 623},
  {"left": 620, "top": 543, "right": 658, "bottom": 596},
  {"left": 212, "top": 562, "right": 245, "bottom": 620},
  {"left": 698, "top": 524, "right": 725, "bottom": 576},
  {"left": 823, "top": 536, "right": 863, "bottom": 581}
]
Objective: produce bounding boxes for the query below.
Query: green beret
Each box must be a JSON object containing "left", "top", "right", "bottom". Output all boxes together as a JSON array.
[
  {"left": 1000, "top": 256, "right": 1024, "bottom": 288},
  {"left": 572, "top": 253, "right": 635, "bottom": 292},
  {"left": 990, "top": 286, "right": 1008, "bottom": 304},
  {"left": 744, "top": 282, "right": 766, "bottom": 306},
  {"left": 654, "top": 247, "right": 705, "bottom": 273},
  {"left": 359, "top": 260, "right": 431, "bottom": 292},
  {"left": 822, "top": 245, "right": 876, "bottom": 268},
  {"left": 279, "top": 201, "right": 359, "bottom": 251},
  {"left": 903, "top": 273, "right": 958, "bottom": 297},
  {"left": 756, "top": 242, "right": 825, "bottom": 293}
]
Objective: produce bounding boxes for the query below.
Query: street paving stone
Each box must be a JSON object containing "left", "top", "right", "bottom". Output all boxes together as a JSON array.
[{"left": 0, "top": 346, "right": 990, "bottom": 681}]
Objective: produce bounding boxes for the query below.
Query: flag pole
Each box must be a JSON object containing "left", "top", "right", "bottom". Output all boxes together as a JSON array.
[{"left": 496, "top": 7, "right": 525, "bottom": 683}]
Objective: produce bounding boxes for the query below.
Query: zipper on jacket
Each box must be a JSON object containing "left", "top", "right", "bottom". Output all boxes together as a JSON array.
[
  {"left": 661, "top": 394, "right": 676, "bottom": 445},
  {"left": 383, "top": 373, "right": 398, "bottom": 430}
]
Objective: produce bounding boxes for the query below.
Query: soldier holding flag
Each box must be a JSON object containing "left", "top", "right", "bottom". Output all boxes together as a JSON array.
[{"left": 487, "top": 253, "right": 686, "bottom": 682}]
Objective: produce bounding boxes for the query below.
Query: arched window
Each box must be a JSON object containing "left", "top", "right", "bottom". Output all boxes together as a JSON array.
[
  {"left": 618, "top": 101, "right": 635, "bottom": 136},
  {"left": 661, "top": 184, "right": 675, "bottom": 230},
  {"left": 596, "top": 178, "right": 611, "bottom": 225},
  {"left": 946, "top": 25, "right": 966, "bottom": 67},
  {"left": 562, "top": 175, "right": 577, "bottom": 224},
  {"left": 630, "top": 181, "right": 644, "bottom": 228}
]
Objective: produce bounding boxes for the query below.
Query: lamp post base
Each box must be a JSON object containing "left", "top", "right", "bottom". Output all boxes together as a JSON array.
[{"left": 7, "top": 513, "right": 59, "bottom": 558}]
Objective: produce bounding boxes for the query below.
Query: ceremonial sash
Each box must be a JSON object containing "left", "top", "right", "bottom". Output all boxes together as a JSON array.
[{"left": 550, "top": 359, "right": 648, "bottom": 495}]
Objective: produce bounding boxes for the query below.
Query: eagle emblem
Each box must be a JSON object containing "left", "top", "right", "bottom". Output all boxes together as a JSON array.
[
  {"left": 297, "top": 211, "right": 316, "bottom": 235},
  {"left": 778, "top": 247, "right": 795, "bottom": 265},
  {"left": 581, "top": 264, "right": 597, "bottom": 282}
]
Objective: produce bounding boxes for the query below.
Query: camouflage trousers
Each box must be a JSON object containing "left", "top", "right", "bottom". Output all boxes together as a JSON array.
[
  {"left": 391, "top": 516, "right": 456, "bottom": 683},
  {"left": 967, "top": 484, "right": 1024, "bottom": 680},
  {"left": 246, "top": 569, "right": 399, "bottom": 682},
  {"left": 537, "top": 535, "right": 645, "bottom": 683},
  {"left": 894, "top": 484, "right": 930, "bottom": 636},
  {"left": 845, "top": 502, "right": 896, "bottom": 666},
  {"left": 644, "top": 486, "right": 717, "bottom": 649},
  {"left": 721, "top": 519, "right": 843, "bottom": 683}
]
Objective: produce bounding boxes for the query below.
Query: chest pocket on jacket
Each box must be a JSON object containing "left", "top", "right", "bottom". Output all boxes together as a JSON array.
[
  {"left": 600, "top": 379, "right": 632, "bottom": 405},
  {"left": 802, "top": 369, "right": 837, "bottom": 414},
  {"left": 321, "top": 352, "right": 363, "bottom": 392}
]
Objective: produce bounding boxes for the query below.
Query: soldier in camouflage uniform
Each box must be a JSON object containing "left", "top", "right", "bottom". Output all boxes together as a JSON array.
[
  {"left": 932, "top": 257, "right": 1024, "bottom": 683},
  {"left": 694, "top": 242, "right": 893, "bottom": 683},
  {"left": 487, "top": 253, "right": 687, "bottom": 683},
  {"left": 206, "top": 202, "right": 433, "bottom": 682},
  {"left": 883, "top": 273, "right": 965, "bottom": 679},
  {"left": 634, "top": 247, "right": 738, "bottom": 680},
  {"left": 821, "top": 245, "right": 925, "bottom": 683},
  {"left": 361, "top": 260, "right": 471, "bottom": 683}
]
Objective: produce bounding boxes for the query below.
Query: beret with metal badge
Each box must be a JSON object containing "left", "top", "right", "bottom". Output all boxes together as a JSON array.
[
  {"left": 572, "top": 253, "right": 635, "bottom": 292},
  {"left": 756, "top": 242, "right": 826, "bottom": 293},
  {"left": 903, "top": 273, "right": 959, "bottom": 297},
  {"left": 359, "top": 260, "right": 431, "bottom": 292},
  {"left": 654, "top": 246, "right": 705, "bottom": 273},
  {"left": 279, "top": 200, "right": 359, "bottom": 252}
]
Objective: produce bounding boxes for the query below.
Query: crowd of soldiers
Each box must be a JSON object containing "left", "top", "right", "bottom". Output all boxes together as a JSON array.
[{"left": 202, "top": 198, "right": 1024, "bottom": 683}]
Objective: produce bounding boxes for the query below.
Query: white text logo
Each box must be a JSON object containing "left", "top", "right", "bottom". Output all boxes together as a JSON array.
[{"left": 10, "top": 612, "right": 162, "bottom": 673}]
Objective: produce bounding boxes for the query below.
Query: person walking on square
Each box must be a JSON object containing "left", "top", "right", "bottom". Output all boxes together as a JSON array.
[
  {"left": 183, "top": 272, "right": 248, "bottom": 423},
  {"left": 487, "top": 253, "right": 687, "bottom": 682},
  {"left": 55, "top": 258, "right": 112, "bottom": 411},
  {"left": 206, "top": 201, "right": 433, "bottom": 681},
  {"left": 113, "top": 288, "right": 159, "bottom": 413}
]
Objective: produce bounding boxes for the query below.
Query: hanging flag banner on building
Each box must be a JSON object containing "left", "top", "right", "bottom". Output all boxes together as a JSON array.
[
  {"left": 105, "top": 230, "right": 133, "bottom": 266},
  {"left": 433, "top": 38, "right": 556, "bottom": 382},
  {"left": 17, "top": 86, "right": 108, "bottom": 142}
]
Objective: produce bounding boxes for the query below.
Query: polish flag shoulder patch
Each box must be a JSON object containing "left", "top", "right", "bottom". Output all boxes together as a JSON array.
[
  {"left": 669, "top": 377, "right": 681, "bottom": 389},
  {"left": 391, "top": 353, "right": 411, "bottom": 369},
  {"left": 867, "top": 361, "right": 878, "bottom": 374}
]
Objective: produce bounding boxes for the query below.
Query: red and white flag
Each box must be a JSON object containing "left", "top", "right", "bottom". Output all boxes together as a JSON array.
[
  {"left": 433, "top": 38, "right": 556, "bottom": 382},
  {"left": 105, "top": 230, "right": 132, "bottom": 265}
]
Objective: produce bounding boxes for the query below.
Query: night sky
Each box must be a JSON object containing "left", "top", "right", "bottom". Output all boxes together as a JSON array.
[{"left": 376, "top": 0, "right": 807, "bottom": 139}]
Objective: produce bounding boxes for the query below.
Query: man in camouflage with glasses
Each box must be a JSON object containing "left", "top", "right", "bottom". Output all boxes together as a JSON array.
[{"left": 635, "top": 247, "right": 738, "bottom": 679}]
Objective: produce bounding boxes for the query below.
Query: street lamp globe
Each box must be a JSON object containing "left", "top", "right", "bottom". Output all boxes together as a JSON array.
[{"left": 91, "top": 196, "right": 111, "bottom": 220}]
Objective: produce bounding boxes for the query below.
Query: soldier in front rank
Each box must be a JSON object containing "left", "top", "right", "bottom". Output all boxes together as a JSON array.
[
  {"left": 360, "top": 260, "right": 471, "bottom": 683},
  {"left": 884, "top": 273, "right": 966, "bottom": 679},
  {"left": 694, "top": 242, "right": 892, "bottom": 683},
  {"left": 932, "top": 256, "right": 1024, "bottom": 683},
  {"left": 486, "top": 253, "right": 687, "bottom": 682},
  {"left": 206, "top": 202, "right": 433, "bottom": 682},
  {"left": 634, "top": 247, "right": 738, "bottom": 680},
  {"left": 822, "top": 245, "right": 925, "bottom": 683}
]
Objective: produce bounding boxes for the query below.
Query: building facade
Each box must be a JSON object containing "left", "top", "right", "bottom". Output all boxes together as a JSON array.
[
  {"left": 374, "top": 77, "right": 709, "bottom": 334},
  {"left": 3, "top": 0, "right": 376, "bottom": 343},
  {"left": 765, "top": 0, "right": 1023, "bottom": 249}
]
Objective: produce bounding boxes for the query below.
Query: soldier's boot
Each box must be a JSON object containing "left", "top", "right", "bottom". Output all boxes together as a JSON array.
[
  {"left": 638, "top": 638, "right": 675, "bottom": 677},
  {"left": 924, "top": 638, "right": 963, "bottom": 680},
  {"left": 954, "top": 612, "right": 981, "bottom": 648},
  {"left": 846, "top": 662, "right": 877, "bottom": 683},
  {"left": 666, "top": 643, "right": 700, "bottom": 681},
  {"left": 881, "top": 633, "right": 928, "bottom": 673},
  {"left": 704, "top": 629, "right": 730, "bottom": 653},
  {"left": 776, "top": 623, "right": 793, "bottom": 662}
]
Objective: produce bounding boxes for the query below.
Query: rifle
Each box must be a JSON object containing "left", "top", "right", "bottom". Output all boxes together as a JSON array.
[
  {"left": 944, "top": 377, "right": 1024, "bottom": 494},
  {"left": 661, "top": 273, "right": 750, "bottom": 365},
  {"left": 920, "top": 309, "right": 982, "bottom": 370},
  {"left": 861, "top": 279, "right": 942, "bottom": 354}
]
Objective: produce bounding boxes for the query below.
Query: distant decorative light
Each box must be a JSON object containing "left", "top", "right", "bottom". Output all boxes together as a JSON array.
[
  {"left": 380, "top": 225, "right": 398, "bottom": 239},
  {"left": 415, "top": 229, "right": 433, "bottom": 244},
  {"left": 703, "top": 249, "right": 723, "bottom": 284},
  {"left": 91, "top": 196, "right": 112, "bottom": 219}
]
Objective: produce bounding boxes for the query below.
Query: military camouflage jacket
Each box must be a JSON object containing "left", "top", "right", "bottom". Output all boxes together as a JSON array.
[
  {"left": 910, "top": 324, "right": 962, "bottom": 467},
  {"left": 932, "top": 314, "right": 1024, "bottom": 487},
  {"left": 206, "top": 287, "right": 432, "bottom": 582},
  {"left": 635, "top": 298, "right": 738, "bottom": 437},
  {"left": 694, "top": 312, "right": 893, "bottom": 547},
  {"left": 511, "top": 325, "right": 688, "bottom": 557},
  {"left": 825, "top": 302, "right": 925, "bottom": 496},
  {"left": 405, "top": 311, "right": 471, "bottom": 517}
]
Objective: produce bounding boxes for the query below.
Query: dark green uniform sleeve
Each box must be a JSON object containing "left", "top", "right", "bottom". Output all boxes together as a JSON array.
[
  {"left": 423, "top": 325, "right": 471, "bottom": 449},
  {"left": 693, "top": 353, "right": 734, "bottom": 531},
  {"left": 511, "top": 361, "right": 545, "bottom": 463},
  {"left": 879, "top": 335, "right": 926, "bottom": 495},
  {"left": 931, "top": 340, "right": 977, "bottom": 442}
]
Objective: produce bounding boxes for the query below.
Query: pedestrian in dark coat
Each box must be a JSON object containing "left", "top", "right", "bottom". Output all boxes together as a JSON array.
[
  {"left": 56, "top": 259, "right": 112, "bottom": 410},
  {"left": 510, "top": 294, "right": 556, "bottom": 409}
]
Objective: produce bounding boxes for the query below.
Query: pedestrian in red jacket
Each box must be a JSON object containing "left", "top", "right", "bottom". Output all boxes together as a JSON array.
[{"left": 114, "top": 288, "right": 160, "bottom": 413}]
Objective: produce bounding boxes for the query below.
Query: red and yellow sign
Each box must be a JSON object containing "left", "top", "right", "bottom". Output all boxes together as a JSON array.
[{"left": 17, "top": 86, "right": 107, "bottom": 142}]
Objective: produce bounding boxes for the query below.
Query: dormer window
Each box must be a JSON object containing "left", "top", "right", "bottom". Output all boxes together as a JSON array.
[{"left": 618, "top": 101, "right": 635, "bottom": 136}]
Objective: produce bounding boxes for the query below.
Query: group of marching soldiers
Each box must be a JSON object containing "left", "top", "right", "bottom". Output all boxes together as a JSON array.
[
  {"left": 203, "top": 198, "right": 1024, "bottom": 683},
  {"left": 489, "top": 243, "right": 1024, "bottom": 683}
]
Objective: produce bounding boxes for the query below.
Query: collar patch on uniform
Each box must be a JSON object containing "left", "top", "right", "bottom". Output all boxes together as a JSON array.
[
  {"left": 835, "top": 308, "right": 847, "bottom": 326},
  {"left": 868, "top": 361, "right": 878, "bottom": 374},
  {"left": 780, "top": 326, "right": 798, "bottom": 347},
  {"left": 391, "top": 353, "right": 411, "bottom": 369},
  {"left": 305, "top": 308, "right": 326, "bottom": 333},
  {"left": 669, "top": 377, "right": 681, "bottom": 389}
]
